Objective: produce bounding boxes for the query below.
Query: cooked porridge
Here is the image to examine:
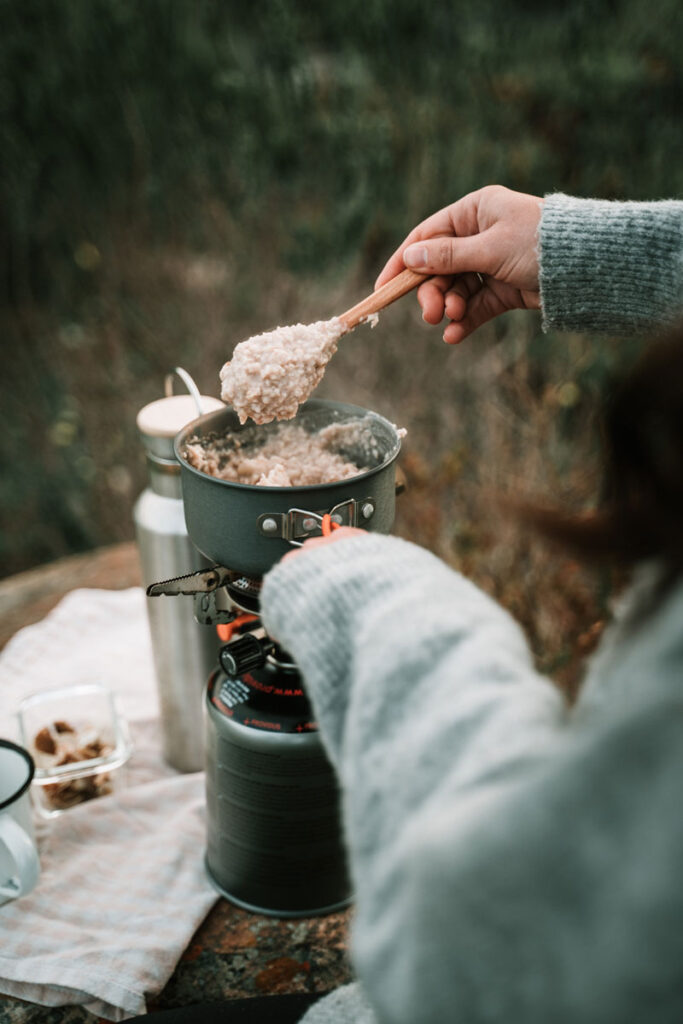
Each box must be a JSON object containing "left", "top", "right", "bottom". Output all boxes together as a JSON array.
[
  {"left": 183, "top": 420, "right": 381, "bottom": 487},
  {"left": 220, "top": 318, "right": 347, "bottom": 425}
]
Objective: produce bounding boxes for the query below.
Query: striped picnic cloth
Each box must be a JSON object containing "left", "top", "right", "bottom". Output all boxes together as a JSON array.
[{"left": 0, "top": 588, "right": 218, "bottom": 1020}]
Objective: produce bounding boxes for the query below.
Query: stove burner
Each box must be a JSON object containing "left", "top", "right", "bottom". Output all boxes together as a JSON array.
[{"left": 225, "top": 574, "right": 262, "bottom": 614}]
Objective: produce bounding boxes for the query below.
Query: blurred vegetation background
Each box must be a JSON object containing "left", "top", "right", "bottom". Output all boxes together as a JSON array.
[{"left": 2, "top": 0, "right": 682, "bottom": 688}]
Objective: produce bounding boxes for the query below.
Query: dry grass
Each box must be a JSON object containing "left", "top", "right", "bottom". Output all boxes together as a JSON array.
[{"left": 2, "top": 218, "right": 642, "bottom": 695}]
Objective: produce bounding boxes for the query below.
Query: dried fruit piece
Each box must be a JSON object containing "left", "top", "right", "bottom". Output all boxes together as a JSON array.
[
  {"left": 78, "top": 740, "right": 105, "bottom": 760},
  {"left": 56, "top": 751, "right": 80, "bottom": 766},
  {"left": 35, "top": 727, "right": 57, "bottom": 754},
  {"left": 54, "top": 720, "right": 75, "bottom": 734}
]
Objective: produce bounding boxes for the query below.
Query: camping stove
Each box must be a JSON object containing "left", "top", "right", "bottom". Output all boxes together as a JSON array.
[
  {"left": 148, "top": 399, "right": 403, "bottom": 918},
  {"left": 148, "top": 552, "right": 350, "bottom": 918}
]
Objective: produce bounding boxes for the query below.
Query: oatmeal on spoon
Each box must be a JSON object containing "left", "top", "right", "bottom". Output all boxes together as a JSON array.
[{"left": 220, "top": 268, "right": 424, "bottom": 425}]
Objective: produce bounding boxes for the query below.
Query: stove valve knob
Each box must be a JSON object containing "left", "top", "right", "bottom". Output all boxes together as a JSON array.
[{"left": 220, "top": 634, "right": 274, "bottom": 677}]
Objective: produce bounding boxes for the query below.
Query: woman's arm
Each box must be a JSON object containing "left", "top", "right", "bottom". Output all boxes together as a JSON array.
[
  {"left": 374, "top": 187, "right": 683, "bottom": 342},
  {"left": 261, "top": 535, "right": 683, "bottom": 1023},
  {"left": 262, "top": 534, "right": 564, "bottom": 787}
]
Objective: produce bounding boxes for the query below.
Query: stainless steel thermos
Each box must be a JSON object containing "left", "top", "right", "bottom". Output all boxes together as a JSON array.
[{"left": 134, "top": 370, "right": 224, "bottom": 772}]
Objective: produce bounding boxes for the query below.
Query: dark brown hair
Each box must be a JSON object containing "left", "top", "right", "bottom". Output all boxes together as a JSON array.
[{"left": 526, "top": 326, "right": 683, "bottom": 586}]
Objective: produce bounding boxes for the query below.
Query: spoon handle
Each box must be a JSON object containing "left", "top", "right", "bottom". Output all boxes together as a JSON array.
[{"left": 339, "top": 268, "right": 427, "bottom": 330}]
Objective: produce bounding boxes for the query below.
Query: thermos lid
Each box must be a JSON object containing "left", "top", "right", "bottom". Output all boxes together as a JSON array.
[{"left": 137, "top": 369, "right": 224, "bottom": 462}]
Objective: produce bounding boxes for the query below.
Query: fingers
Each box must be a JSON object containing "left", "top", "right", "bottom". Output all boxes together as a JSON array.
[
  {"left": 375, "top": 187, "right": 543, "bottom": 295},
  {"left": 442, "top": 284, "right": 509, "bottom": 345},
  {"left": 417, "top": 276, "right": 453, "bottom": 324},
  {"left": 443, "top": 273, "right": 482, "bottom": 322},
  {"left": 402, "top": 231, "right": 495, "bottom": 278},
  {"left": 378, "top": 240, "right": 522, "bottom": 346},
  {"left": 374, "top": 191, "right": 493, "bottom": 289},
  {"left": 280, "top": 526, "right": 366, "bottom": 564},
  {"left": 414, "top": 273, "right": 482, "bottom": 325},
  {"left": 374, "top": 207, "right": 459, "bottom": 289}
]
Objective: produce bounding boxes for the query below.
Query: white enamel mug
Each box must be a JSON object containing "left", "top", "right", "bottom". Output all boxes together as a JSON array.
[{"left": 0, "top": 739, "right": 40, "bottom": 904}]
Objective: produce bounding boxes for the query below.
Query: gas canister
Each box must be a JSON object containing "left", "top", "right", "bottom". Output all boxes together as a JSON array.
[{"left": 204, "top": 649, "right": 351, "bottom": 918}]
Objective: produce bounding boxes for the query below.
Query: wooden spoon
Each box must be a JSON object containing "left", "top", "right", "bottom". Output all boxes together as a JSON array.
[
  {"left": 219, "top": 268, "right": 429, "bottom": 425},
  {"left": 338, "top": 268, "right": 427, "bottom": 330}
]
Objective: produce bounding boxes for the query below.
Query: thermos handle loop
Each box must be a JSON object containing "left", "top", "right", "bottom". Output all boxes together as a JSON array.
[{"left": 164, "top": 367, "right": 205, "bottom": 418}]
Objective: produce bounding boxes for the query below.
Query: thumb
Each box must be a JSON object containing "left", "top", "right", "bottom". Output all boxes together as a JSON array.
[{"left": 403, "top": 233, "right": 491, "bottom": 277}]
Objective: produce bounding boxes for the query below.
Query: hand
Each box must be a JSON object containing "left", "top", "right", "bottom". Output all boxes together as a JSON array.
[
  {"left": 280, "top": 526, "right": 367, "bottom": 565},
  {"left": 375, "top": 186, "right": 543, "bottom": 344}
]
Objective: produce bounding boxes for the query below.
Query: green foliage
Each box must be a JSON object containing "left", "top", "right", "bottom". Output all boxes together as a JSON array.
[{"left": 2, "top": 0, "right": 682, "bottom": 301}]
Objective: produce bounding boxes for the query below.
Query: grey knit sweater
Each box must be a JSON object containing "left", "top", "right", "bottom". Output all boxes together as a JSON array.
[
  {"left": 540, "top": 193, "right": 683, "bottom": 334},
  {"left": 260, "top": 194, "right": 683, "bottom": 1024}
]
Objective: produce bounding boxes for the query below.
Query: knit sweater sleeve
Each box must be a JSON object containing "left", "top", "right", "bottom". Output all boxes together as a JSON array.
[
  {"left": 260, "top": 535, "right": 565, "bottom": 1019},
  {"left": 539, "top": 193, "right": 683, "bottom": 333},
  {"left": 260, "top": 535, "right": 683, "bottom": 1024}
]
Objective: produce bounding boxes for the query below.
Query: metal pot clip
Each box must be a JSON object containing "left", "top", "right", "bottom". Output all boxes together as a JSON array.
[{"left": 257, "top": 498, "right": 376, "bottom": 545}]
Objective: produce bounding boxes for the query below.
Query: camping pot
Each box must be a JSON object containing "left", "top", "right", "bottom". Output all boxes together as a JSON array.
[{"left": 174, "top": 399, "right": 402, "bottom": 576}]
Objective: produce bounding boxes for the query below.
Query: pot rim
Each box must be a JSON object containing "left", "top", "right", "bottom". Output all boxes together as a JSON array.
[{"left": 173, "top": 399, "right": 403, "bottom": 493}]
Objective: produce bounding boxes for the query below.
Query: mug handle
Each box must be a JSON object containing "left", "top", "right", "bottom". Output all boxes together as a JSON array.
[{"left": 0, "top": 816, "right": 40, "bottom": 901}]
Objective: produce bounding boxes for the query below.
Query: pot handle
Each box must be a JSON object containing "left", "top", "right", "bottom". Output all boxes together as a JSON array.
[
  {"left": 257, "top": 499, "right": 375, "bottom": 546},
  {"left": 257, "top": 472, "right": 405, "bottom": 546}
]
